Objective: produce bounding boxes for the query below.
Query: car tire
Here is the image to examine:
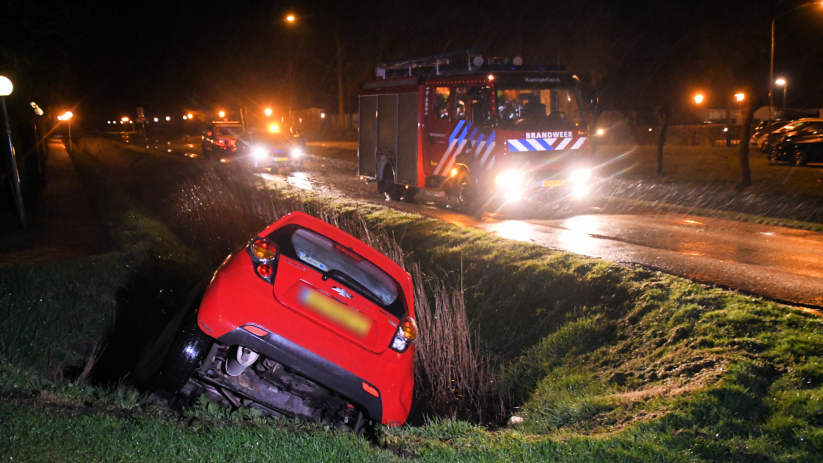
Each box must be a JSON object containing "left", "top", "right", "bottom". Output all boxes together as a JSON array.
[
  {"left": 155, "top": 305, "right": 213, "bottom": 395},
  {"left": 132, "top": 291, "right": 210, "bottom": 393}
]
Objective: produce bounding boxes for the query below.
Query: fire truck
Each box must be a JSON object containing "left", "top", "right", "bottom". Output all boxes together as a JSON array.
[{"left": 358, "top": 49, "right": 597, "bottom": 212}]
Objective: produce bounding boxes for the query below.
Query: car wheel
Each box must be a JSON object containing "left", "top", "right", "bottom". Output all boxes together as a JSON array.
[
  {"left": 792, "top": 148, "right": 808, "bottom": 166},
  {"left": 133, "top": 292, "right": 211, "bottom": 393},
  {"left": 155, "top": 305, "right": 213, "bottom": 395}
]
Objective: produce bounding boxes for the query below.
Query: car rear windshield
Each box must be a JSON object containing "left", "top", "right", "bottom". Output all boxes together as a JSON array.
[{"left": 268, "top": 225, "right": 406, "bottom": 318}]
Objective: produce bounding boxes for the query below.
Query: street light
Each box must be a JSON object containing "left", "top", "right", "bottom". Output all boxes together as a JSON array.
[
  {"left": 0, "top": 75, "right": 25, "bottom": 227},
  {"left": 285, "top": 14, "right": 298, "bottom": 120},
  {"left": 694, "top": 94, "right": 704, "bottom": 105},
  {"left": 218, "top": 110, "right": 226, "bottom": 118},
  {"left": 62, "top": 111, "right": 74, "bottom": 150},
  {"left": 734, "top": 93, "right": 745, "bottom": 102},
  {"left": 165, "top": 116, "right": 170, "bottom": 121},
  {"left": 775, "top": 78, "right": 787, "bottom": 112},
  {"left": 154, "top": 117, "right": 159, "bottom": 122},
  {"left": 265, "top": 108, "right": 272, "bottom": 117},
  {"left": 770, "top": 2, "right": 823, "bottom": 122},
  {"left": 187, "top": 113, "right": 193, "bottom": 119}
]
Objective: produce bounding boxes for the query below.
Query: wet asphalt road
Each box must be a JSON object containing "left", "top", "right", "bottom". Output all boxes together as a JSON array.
[{"left": 151, "top": 136, "right": 823, "bottom": 308}]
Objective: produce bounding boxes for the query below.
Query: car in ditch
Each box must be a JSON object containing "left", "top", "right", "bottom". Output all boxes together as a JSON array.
[{"left": 134, "top": 211, "right": 417, "bottom": 433}]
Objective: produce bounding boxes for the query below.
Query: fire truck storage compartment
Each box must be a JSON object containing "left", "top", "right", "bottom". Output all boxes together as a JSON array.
[{"left": 359, "top": 93, "right": 418, "bottom": 185}]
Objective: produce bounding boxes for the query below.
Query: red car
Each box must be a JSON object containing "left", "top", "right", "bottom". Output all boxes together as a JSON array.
[{"left": 136, "top": 212, "right": 417, "bottom": 432}]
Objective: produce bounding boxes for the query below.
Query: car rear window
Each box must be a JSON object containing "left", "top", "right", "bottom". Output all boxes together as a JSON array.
[{"left": 268, "top": 225, "right": 406, "bottom": 318}]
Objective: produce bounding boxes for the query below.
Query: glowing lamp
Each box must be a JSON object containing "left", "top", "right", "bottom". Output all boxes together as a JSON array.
[{"left": 0, "top": 76, "right": 12, "bottom": 96}]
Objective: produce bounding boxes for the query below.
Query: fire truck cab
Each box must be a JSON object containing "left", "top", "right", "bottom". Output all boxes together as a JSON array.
[{"left": 358, "top": 49, "right": 596, "bottom": 212}]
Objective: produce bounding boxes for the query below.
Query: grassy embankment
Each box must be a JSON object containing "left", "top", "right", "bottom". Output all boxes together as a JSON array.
[
  {"left": 2, "top": 137, "right": 823, "bottom": 461},
  {"left": 593, "top": 144, "right": 823, "bottom": 230}
]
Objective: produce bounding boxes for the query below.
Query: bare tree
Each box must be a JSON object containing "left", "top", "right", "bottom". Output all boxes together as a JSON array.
[
  {"left": 655, "top": 104, "right": 673, "bottom": 177},
  {"left": 737, "top": 88, "right": 763, "bottom": 188}
]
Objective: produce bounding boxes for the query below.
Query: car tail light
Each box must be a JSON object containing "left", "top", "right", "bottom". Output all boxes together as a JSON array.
[
  {"left": 247, "top": 237, "right": 279, "bottom": 284},
  {"left": 390, "top": 316, "right": 418, "bottom": 353}
]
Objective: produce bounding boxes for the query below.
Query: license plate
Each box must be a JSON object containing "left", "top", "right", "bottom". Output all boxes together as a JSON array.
[
  {"left": 299, "top": 287, "right": 371, "bottom": 337},
  {"left": 541, "top": 180, "right": 566, "bottom": 187},
  {"left": 274, "top": 157, "right": 289, "bottom": 162}
]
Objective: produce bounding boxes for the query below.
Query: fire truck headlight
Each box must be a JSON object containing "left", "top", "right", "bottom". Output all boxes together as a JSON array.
[
  {"left": 290, "top": 147, "right": 303, "bottom": 158},
  {"left": 495, "top": 170, "right": 524, "bottom": 186},
  {"left": 571, "top": 184, "right": 590, "bottom": 197},
  {"left": 504, "top": 190, "right": 521, "bottom": 202},
  {"left": 252, "top": 147, "right": 268, "bottom": 160},
  {"left": 569, "top": 168, "right": 591, "bottom": 183}
]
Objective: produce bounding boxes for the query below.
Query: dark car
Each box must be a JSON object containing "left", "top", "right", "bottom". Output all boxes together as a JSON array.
[
  {"left": 134, "top": 212, "right": 418, "bottom": 432},
  {"left": 231, "top": 129, "right": 305, "bottom": 171},
  {"left": 774, "top": 133, "right": 823, "bottom": 166},
  {"left": 768, "top": 120, "right": 823, "bottom": 162},
  {"left": 763, "top": 119, "right": 823, "bottom": 156},
  {"left": 750, "top": 120, "right": 791, "bottom": 149},
  {"left": 202, "top": 121, "right": 244, "bottom": 160}
]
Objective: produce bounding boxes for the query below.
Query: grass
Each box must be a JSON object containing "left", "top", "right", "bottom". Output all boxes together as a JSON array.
[
  {"left": 1, "top": 136, "right": 823, "bottom": 461},
  {"left": 593, "top": 144, "right": 823, "bottom": 226}
]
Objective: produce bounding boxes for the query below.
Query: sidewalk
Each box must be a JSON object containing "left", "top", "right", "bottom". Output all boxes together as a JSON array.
[{"left": 0, "top": 140, "right": 109, "bottom": 267}]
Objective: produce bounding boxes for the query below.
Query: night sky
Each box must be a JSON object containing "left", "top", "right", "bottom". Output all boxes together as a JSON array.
[{"left": 3, "top": 0, "right": 823, "bottom": 124}]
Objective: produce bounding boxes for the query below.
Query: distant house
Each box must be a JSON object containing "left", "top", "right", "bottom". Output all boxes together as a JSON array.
[{"left": 752, "top": 106, "right": 823, "bottom": 122}]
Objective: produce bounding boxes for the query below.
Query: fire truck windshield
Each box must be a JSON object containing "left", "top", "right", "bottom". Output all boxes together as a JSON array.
[{"left": 496, "top": 88, "right": 582, "bottom": 130}]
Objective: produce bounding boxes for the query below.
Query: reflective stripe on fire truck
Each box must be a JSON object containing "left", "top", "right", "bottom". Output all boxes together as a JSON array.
[
  {"left": 432, "top": 120, "right": 466, "bottom": 175},
  {"left": 434, "top": 124, "right": 499, "bottom": 174},
  {"left": 508, "top": 137, "right": 587, "bottom": 152}
]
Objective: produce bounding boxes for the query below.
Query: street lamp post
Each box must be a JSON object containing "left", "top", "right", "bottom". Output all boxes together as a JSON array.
[
  {"left": 0, "top": 76, "right": 25, "bottom": 227},
  {"left": 770, "top": 2, "right": 823, "bottom": 123},
  {"left": 285, "top": 14, "right": 296, "bottom": 123}
]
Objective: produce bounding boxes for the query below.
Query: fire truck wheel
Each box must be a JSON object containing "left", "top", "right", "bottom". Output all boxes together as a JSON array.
[
  {"left": 455, "top": 172, "right": 477, "bottom": 213},
  {"left": 378, "top": 166, "right": 404, "bottom": 200}
]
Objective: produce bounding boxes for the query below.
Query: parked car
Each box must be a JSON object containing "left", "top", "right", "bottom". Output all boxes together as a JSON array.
[
  {"left": 229, "top": 129, "right": 305, "bottom": 171},
  {"left": 774, "top": 133, "right": 823, "bottom": 166},
  {"left": 763, "top": 118, "right": 823, "bottom": 155},
  {"left": 750, "top": 120, "right": 791, "bottom": 148},
  {"left": 134, "top": 212, "right": 417, "bottom": 432},
  {"left": 202, "top": 121, "right": 244, "bottom": 160},
  {"left": 767, "top": 120, "right": 823, "bottom": 162}
]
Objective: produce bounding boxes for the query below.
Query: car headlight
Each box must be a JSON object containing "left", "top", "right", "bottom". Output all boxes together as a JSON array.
[
  {"left": 569, "top": 168, "right": 591, "bottom": 183},
  {"left": 252, "top": 147, "right": 268, "bottom": 160},
  {"left": 290, "top": 147, "right": 303, "bottom": 158},
  {"left": 495, "top": 170, "right": 525, "bottom": 186}
]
